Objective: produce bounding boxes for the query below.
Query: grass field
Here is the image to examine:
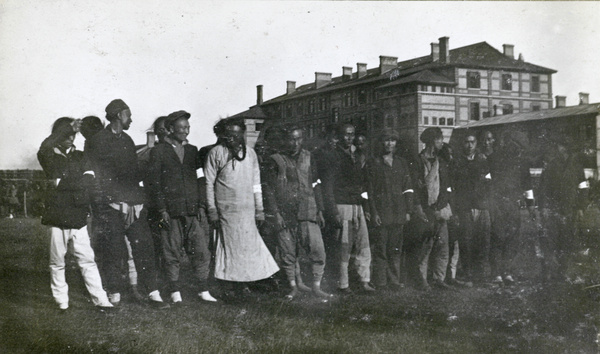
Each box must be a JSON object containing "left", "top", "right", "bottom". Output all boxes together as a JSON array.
[{"left": 1, "top": 216, "right": 600, "bottom": 353}]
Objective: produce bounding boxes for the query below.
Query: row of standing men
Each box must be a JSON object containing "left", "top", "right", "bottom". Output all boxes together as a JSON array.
[{"left": 37, "top": 98, "right": 590, "bottom": 311}]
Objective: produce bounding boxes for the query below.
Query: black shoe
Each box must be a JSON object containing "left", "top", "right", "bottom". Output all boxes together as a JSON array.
[
  {"left": 447, "top": 278, "right": 473, "bottom": 288},
  {"left": 96, "top": 305, "right": 116, "bottom": 313},
  {"left": 361, "top": 282, "right": 376, "bottom": 293},
  {"left": 337, "top": 287, "right": 353, "bottom": 295},
  {"left": 431, "top": 280, "right": 454, "bottom": 290},
  {"left": 149, "top": 300, "right": 170, "bottom": 309},
  {"left": 415, "top": 280, "right": 431, "bottom": 292},
  {"left": 388, "top": 283, "right": 404, "bottom": 292}
]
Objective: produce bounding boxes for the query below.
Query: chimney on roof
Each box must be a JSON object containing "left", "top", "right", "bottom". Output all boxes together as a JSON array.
[
  {"left": 146, "top": 131, "right": 155, "bottom": 148},
  {"left": 439, "top": 37, "right": 449, "bottom": 64},
  {"left": 379, "top": 56, "right": 398, "bottom": 74},
  {"left": 555, "top": 95, "right": 566, "bottom": 108},
  {"left": 256, "top": 85, "right": 263, "bottom": 105},
  {"left": 503, "top": 44, "right": 514, "bottom": 59},
  {"left": 342, "top": 66, "right": 352, "bottom": 81},
  {"left": 286, "top": 81, "right": 296, "bottom": 95},
  {"left": 315, "top": 72, "right": 332, "bottom": 89},
  {"left": 579, "top": 92, "right": 589, "bottom": 105},
  {"left": 431, "top": 42, "right": 440, "bottom": 62},
  {"left": 357, "top": 63, "right": 367, "bottom": 78},
  {"left": 518, "top": 53, "right": 524, "bottom": 61}
]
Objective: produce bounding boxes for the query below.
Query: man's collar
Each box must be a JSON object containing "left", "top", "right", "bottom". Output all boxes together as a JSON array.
[{"left": 165, "top": 135, "right": 187, "bottom": 147}]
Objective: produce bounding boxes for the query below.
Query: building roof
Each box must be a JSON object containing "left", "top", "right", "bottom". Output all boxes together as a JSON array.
[
  {"left": 228, "top": 105, "right": 267, "bottom": 120},
  {"left": 456, "top": 102, "right": 600, "bottom": 129},
  {"left": 261, "top": 41, "right": 556, "bottom": 106}
]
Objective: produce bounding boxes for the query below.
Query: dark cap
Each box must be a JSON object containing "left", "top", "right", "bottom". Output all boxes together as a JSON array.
[
  {"left": 165, "top": 110, "right": 191, "bottom": 129},
  {"left": 380, "top": 128, "right": 399, "bottom": 141},
  {"left": 420, "top": 127, "right": 443, "bottom": 144},
  {"left": 105, "top": 99, "right": 130, "bottom": 117}
]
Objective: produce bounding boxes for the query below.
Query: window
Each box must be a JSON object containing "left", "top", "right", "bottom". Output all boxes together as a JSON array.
[
  {"left": 423, "top": 116, "right": 429, "bottom": 125},
  {"left": 331, "top": 107, "right": 339, "bottom": 123},
  {"left": 421, "top": 85, "right": 428, "bottom": 92},
  {"left": 531, "top": 76, "right": 540, "bottom": 93},
  {"left": 470, "top": 102, "right": 480, "bottom": 121},
  {"left": 502, "top": 104, "right": 513, "bottom": 115},
  {"left": 447, "top": 118, "right": 454, "bottom": 126},
  {"left": 358, "top": 89, "right": 367, "bottom": 105},
  {"left": 501, "top": 74, "right": 512, "bottom": 90},
  {"left": 286, "top": 104, "right": 293, "bottom": 118},
  {"left": 296, "top": 102, "right": 303, "bottom": 115},
  {"left": 432, "top": 117, "right": 437, "bottom": 125},
  {"left": 431, "top": 86, "right": 437, "bottom": 93},
  {"left": 439, "top": 117, "right": 446, "bottom": 126},
  {"left": 467, "top": 71, "right": 481, "bottom": 89},
  {"left": 343, "top": 92, "right": 353, "bottom": 107},
  {"left": 531, "top": 104, "right": 540, "bottom": 112},
  {"left": 308, "top": 99, "right": 315, "bottom": 113},
  {"left": 255, "top": 123, "right": 263, "bottom": 131},
  {"left": 319, "top": 97, "right": 327, "bottom": 111}
]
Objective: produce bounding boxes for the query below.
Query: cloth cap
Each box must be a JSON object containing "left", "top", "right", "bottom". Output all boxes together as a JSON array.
[
  {"left": 165, "top": 110, "right": 191, "bottom": 128},
  {"left": 380, "top": 128, "right": 399, "bottom": 141},
  {"left": 420, "top": 127, "right": 443, "bottom": 144},
  {"left": 105, "top": 99, "right": 129, "bottom": 116}
]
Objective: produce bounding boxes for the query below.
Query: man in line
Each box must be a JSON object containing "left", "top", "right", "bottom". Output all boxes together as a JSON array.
[
  {"left": 451, "top": 133, "right": 491, "bottom": 284},
  {"left": 321, "top": 123, "right": 375, "bottom": 293},
  {"left": 85, "top": 99, "right": 167, "bottom": 308},
  {"left": 205, "top": 118, "right": 279, "bottom": 295},
  {"left": 37, "top": 117, "right": 113, "bottom": 311},
  {"left": 263, "top": 126, "right": 332, "bottom": 300},
  {"left": 147, "top": 110, "right": 216, "bottom": 304},
  {"left": 366, "top": 129, "right": 413, "bottom": 291},
  {"left": 410, "top": 127, "right": 452, "bottom": 291}
]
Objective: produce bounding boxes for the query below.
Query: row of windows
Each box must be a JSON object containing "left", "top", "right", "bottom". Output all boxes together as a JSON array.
[
  {"left": 467, "top": 71, "right": 541, "bottom": 92},
  {"left": 423, "top": 116, "right": 455, "bottom": 126}
]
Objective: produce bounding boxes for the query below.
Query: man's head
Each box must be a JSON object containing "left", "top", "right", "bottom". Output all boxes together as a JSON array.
[
  {"left": 420, "top": 127, "right": 443, "bottom": 151},
  {"left": 481, "top": 130, "right": 495, "bottom": 154},
  {"left": 354, "top": 134, "right": 367, "bottom": 153},
  {"left": 105, "top": 99, "right": 132, "bottom": 130},
  {"left": 288, "top": 127, "right": 305, "bottom": 156},
  {"left": 52, "top": 117, "right": 76, "bottom": 151},
  {"left": 222, "top": 118, "right": 246, "bottom": 150},
  {"left": 153, "top": 116, "right": 168, "bottom": 143},
  {"left": 165, "top": 111, "right": 191, "bottom": 143},
  {"left": 264, "top": 126, "right": 288, "bottom": 154},
  {"left": 323, "top": 124, "right": 339, "bottom": 150},
  {"left": 338, "top": 123, "right": 355, "bottom": 149},
  {"left": 380, "top": 129, "right": 399, "bottom": 155},
  {"left": 80, "top": 116, "right": 104, "bottom": 140},
  {"left": 464, "top": 133, "right": 477, "bottom": 156}
]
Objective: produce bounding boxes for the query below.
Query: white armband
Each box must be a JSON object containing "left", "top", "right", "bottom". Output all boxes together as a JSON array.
[
  {"left": 253, "top": 184, "right": 262, "bottom": 194},
  {"left": 312, "top": 179, "right": 322, "bottom": 188},
  {"left": 485, "top": 173, "right": 491, "bottom": 180},
  {"left": 139, "top": 181, "right": 144, "bottom": 187},
  {"left": 361, "top": 192, "right": 368, "bottom": 200},
  {"left": 403, "top": 189, "right": 414, "bottom": 194},
  {"left": 524, "top": 190, "right": 534, "bottom": 199},
  {"left": 83, "top": 171, "right": 95, "bottom": 177},
  {"left": 447, "top": 187, "right": 452, "bottom": 193},
  {"left": 578, "top": 181, "right": 590, "bottom": 189}
]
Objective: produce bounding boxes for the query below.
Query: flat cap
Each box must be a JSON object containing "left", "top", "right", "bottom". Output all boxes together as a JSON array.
[
  {"left": 105, "top": 99, "right": 130, "bottom": 116},
  {"left": 165, "top": 110, "right": 191, "bottom": 128},
  {"left": 380, "top": 128, "right": 399, "bottom": 141},
  {"left": 420, "top": 127, "right": 443, "bottom": 144}
]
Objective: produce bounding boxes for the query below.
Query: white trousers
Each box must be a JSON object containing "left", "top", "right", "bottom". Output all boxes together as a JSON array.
[{"left": 49, "top": 226, "right": 110, "bottom": 307}]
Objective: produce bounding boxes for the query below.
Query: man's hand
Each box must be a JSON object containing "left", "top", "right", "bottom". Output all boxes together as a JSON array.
[
  {"left": 334, "top": 214, "right": 343, "bottom": 229},
  {"left": 576, "top": 209, "right": 584, "bottom": 223},
  {"left": 317, "top": 211, "right": 325, "bottom": 228},
  {"left": 373, "top": 214, "right": 382, "bottom": 227},
  {"left": 414, "top": 205, "right": 428, "bottom": 223},
  {"left": 364, "top": 211, "right": 371, "bottom": 223},
  {"left": 159, "top": 210, "right": 170, "bottom": 230},
  {"left": 275, "top": 213, "right": 287, "bottom": 230},
  {"left": 208, "top": 210, "right": 221, "bottom": 230}
]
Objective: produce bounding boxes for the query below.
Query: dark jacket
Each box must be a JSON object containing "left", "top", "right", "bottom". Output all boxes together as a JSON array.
[
  {"left": 487, "top": 150, "right": 532, "bottom": 202},
  {"left": 320, "top": 145, "right": 367, "bottom": 218},
  {"left": 147, "top": 141, "right": 201, "bottom": 217},
  {"left": 367, "top": 154, "right": 414, "bottom": 225},
  {"left": 37, "top": 125, "right": 90, "bottom": 229},
  {"left": 538, "top": 153, "right": 588, "bottom": 214},
  {"left": 263, "top": 149, "right": 322, "bottom": 226},
  {"left": 84, "top": 125, "right": 146, "bottom": 205},
  {"left": 410, "top": 151, "right": 450, "bottom": 212},
  {"left": 451, "top": 152, "right": 490, "bottom": 211}
]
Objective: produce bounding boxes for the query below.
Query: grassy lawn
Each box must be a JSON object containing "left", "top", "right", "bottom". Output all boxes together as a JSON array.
[{"left": 1, "top": 216, "right": 599, "bottom": 353}]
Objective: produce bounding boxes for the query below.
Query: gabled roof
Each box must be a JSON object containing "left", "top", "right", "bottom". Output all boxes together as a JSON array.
[
  {"left": 457, "top": 102, "right": 600, "bottom": 129},
  {"left": 378, "top": 70, "right": 456, "bottom": 89},
  {"left": 261, "top": 41, "right": 556, "bottom": 106},
  {"left": 228, "top": 105, "right": 267, "bottom": 120}
]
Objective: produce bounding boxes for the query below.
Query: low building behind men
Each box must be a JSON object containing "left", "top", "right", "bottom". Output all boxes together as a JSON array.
[
  {"left": 37, "top": 117, "right": 113, "bottom": 311},
  {"left": 85, "top": 99, "right": 167, "bottom": 308},
  {"left": 147, "top": 110, "right": 216, "bottom": 304},
  {"left": 263, "top": 126, "right": 332, "bottom": 300},
  {"left": 366, "top": 128, "right": 413, "bottom": 290},
  {"left": 321, "top": 123, "right": 375, "bottom": 293},
  {"left": 451, "top": 132, "right": 491, "bottom": 284}
]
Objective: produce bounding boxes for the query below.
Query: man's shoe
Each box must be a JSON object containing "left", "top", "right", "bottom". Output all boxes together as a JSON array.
[
  {"left": 312, "top": 287, "right": 333, "bottom": 299},
  {"left": 492, "top": 275, "right": 504, "bottom": 285},
  {"left": 108, "top": 293, "right": 121, "bottom": 306},
  {"left": 431, "top": 280, "right": 453, "bottom": 290},
  {"left": 388, "top": 283, "right": 404, "bottom": 292},
  {"left": 297, "top": 282, "right": 312, "bottom": 293},
  {"left": 503, "top": 275, "right": 515, "bottom": 285},
  {"left": 149, "top": 299, "right": 170, "bottom": 309},
  {"left": 96, "top": 304, "right": 116, "bottom": 313},
  {"left": 170, "top": 291, "right": 183, "bottom": 305},
  {"left": 58, "top": 303, "right": 69, "bottom": 311},
  {"left": 131, "top": 285, "right": 146, "bottom": 302},
  {"left": 447, "top": 278, "right": 473, "bottom": 288},
  {"left": 284, "top": 286, "right": 298, "bottom": 300},
  {"left": 199, "top": 291, "right": 217, "bottom": 302},
  {"left": 337, "top": 287, "right": 353, "bottom": 295},
  {"left": 415, "top": 280, "right": 431, "bottom": 292},
  {"left": 361, "top": 282, "right": 376, "bottom": 292}
]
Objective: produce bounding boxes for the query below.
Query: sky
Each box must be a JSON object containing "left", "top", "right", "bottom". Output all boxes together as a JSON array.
[{"left": 0, "top": 0, "right": 598, "bottom": 169}]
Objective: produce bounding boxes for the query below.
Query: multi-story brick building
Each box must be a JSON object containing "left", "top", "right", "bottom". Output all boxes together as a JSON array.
[{"left": 233, "top": 36, "right": 556, "bottom": 154}]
